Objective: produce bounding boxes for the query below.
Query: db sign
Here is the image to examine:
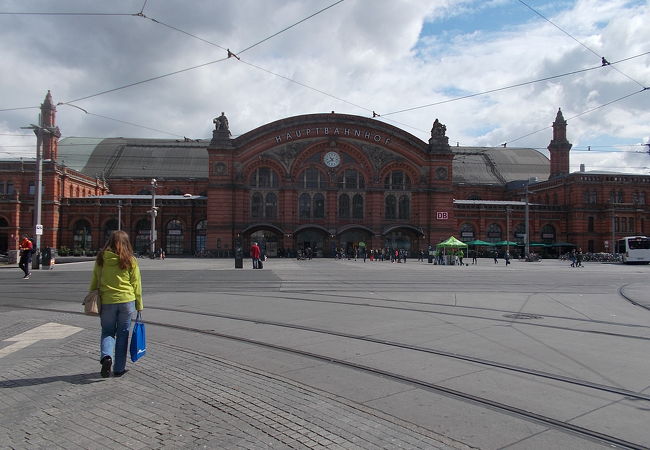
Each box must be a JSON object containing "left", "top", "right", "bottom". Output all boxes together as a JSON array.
[{"left": 436, "top": 211, "right": 448, "bottom": 220}]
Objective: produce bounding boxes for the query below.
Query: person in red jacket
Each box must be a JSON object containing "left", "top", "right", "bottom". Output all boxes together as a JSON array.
[
  {"left": 18, "top": 235, "right": 33, "bottom": 279},
  {"left": 250, "top": 242, "right": 261, "bottom": 269}
]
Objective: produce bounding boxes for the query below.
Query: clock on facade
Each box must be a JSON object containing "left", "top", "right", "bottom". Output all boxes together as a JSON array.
[{"left": 323, "top": 151, "right": 341, "bottom": 168}]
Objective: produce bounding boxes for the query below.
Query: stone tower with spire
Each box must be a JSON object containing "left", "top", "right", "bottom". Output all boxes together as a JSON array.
[
  {"left": 40, "top": 90, "right": 61, "bottom": 160},
  {"left": 547, "top": 108, "right": 572, "bottom": 179}
]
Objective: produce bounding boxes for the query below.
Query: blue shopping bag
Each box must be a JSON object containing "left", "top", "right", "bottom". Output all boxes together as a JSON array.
[{"left": 130, "top": 311, "right": 147, "bottom": 362}]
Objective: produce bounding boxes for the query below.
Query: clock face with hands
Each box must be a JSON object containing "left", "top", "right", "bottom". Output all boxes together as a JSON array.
[{"left": 324, "top": 151, "right": 341, "bottom": 168}]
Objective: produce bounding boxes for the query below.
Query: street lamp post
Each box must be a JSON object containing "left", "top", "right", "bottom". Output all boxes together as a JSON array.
[
  {"left": 117, "top": 200, "right": 122, "bottom": 231},
  {"left": 149, "top": 178, "right": 158, "bottom": 258},
  {"left": 506, "top": 206, "right": 511, "bottom": 256},
  {"left": 21, "top": 121, "right": 58, "bottom": 270},
  {"left": 524, "top": 181, "right": 530, "bottom": 259}
]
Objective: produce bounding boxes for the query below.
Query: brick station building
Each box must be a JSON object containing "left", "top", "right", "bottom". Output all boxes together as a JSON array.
[{"left": 1, "top": 91, "right": 649, "bottom": 260}]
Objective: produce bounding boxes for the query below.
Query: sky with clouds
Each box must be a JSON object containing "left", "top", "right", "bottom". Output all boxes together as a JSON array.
[{"left": 1, "top": 0, "right": 649, "bottom": 174}]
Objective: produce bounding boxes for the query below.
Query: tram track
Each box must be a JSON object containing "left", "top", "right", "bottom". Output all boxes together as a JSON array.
[
  {"left": 3, "top": 303, "right": 648, "bottom": 450},
  {"left": 7, "top": 285, "right": 650, "bottom": 342},
  {"left": 8, "top": 298, "right": 649, "bottom": 401}
]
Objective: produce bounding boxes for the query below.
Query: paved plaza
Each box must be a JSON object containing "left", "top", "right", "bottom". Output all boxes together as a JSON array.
[{"left": 1, "top": 257, "right": 649, "bottom": 449}]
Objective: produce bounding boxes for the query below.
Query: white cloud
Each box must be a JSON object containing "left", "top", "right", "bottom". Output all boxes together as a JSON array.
[{"left": 0, "top": 0, "right": 648, "bottom": 174}]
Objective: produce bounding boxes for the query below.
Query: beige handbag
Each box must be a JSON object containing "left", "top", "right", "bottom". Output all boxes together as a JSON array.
[{"left": 83, "top": 265, "right": 102, "bottom": 316}]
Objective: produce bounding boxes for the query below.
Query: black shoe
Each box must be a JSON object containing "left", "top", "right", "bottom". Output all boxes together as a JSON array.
[
  {"left": 100, "top": 356, "right": 112, "bottom": 378},
  {"left": 113, "top": 370, "right": 128, "bottom": 377}
]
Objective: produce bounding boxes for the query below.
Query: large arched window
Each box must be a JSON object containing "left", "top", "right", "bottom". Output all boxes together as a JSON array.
[
  {"left": 73, "top": 219, "right": 92, "bottom": 252},
  {"left": 384, "top": 171, "right": 411, "bottom": 190},
  {"left": 103, "top": 219, "right": 119, "bottom": 246},
  {"left": 352, "top": 194, "right": 364, "bottom": 219},
  {"left": 299, "top": 193, "right": 311, "bottom": 219},
  {"left": 339, "top": 169, "right": 365, "bottom": 189},
  {"left": 541, "top": 224, "right": 555, "bottom": 242},
  {"left": 251, "top": 192, "right": 263, "bottom": 218},
  {"left": 249, "top": 167, "right": 278, "bottom": 188},
  {"left": 338, "top": 194, "right": 350, "bottom": 218},
  {"left": 134, "top": 218, "right": 151, "bottom": 254},
  {"left": 313, "top": 193, "right": 325, "bottom": 218},
  {"left": 300, "top": 168, "right": 325, "bottom": 189},
  {"left": 486, "top": 223, "right": 502, "bottom": 242},
  {"left": 460, "top": 223, "right": 475, "bottom": 240},
  {"left": 514, "top": 223, "right": 525, "bottom": 241},
  {"left": 265, "top": 193, "right": 278, "bottom": 219},
  {"left": 385, "top": 195, "right": 397, "bottom": 219},
  {"left": 166, "top": 219, "right": 184, "bottom": 255},
  {"left": 195, "top": 219, "right": 207, "bottom": 253},
  {"left": 398, "top": 195, "right": 410, "bottom": 219}
]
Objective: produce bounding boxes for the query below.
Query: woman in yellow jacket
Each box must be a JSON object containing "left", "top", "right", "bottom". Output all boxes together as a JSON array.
[{"left": 90, "top": 230, "right": 143, "bottom": 378}]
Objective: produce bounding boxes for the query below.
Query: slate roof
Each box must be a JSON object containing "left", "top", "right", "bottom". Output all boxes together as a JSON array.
[
  {"left": 58, "top": 137, "right": 550, "bottom": 186},
  {"left": 58, "top": 137, "right": 209, "bottom": 179},
  {"left": 451, "top": 146, "right": 549, "bottom": 185}
]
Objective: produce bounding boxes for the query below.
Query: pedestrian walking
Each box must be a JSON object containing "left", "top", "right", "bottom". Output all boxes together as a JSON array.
[
  {"left": 576, "top": 248, "right": 584, "bottom": 267},
  {"left": 458, "top": 249, "right": 464, "bottom": 266},
  {"left": 505, "top": 251, "right": 511, "bottom": 266},
  {"left": 250, "top": 242, "right": 261, "bottom": 269},
  {"left": 90, "top": 230, "right": 143, "bottom": 378},
  {"left": 18, "top": 234, "right": 33, "bottom": 279},
  {"left": 493, "top": 250, "right": 498, "bottom": 264},
  {"left": 472, "top": 248, "right": 478, "bottom": 265},
  {"left": 569, "top": 249, "right": 576, "bottom": 267}
]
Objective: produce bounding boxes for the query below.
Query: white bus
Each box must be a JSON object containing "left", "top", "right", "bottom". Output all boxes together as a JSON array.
[{"left": 617, "top": 236, "right": 650, "bottom": 264}]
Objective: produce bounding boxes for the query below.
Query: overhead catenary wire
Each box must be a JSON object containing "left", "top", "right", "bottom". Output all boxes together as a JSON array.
[
  {"left": 236, "top": 0, "right": 345, "bottom": 56},
  {"left": 0, "top": 2, "right": 647, "bottom": 154},
  {"left": 380, "top": 52, "right": 650, "bottom": 117},
  {"left": 57, "top": 1, "right": 346, "bottom": 105},
  {"left": 0, "top": 11, "right": 134, "bottom": 16},
  {"left": 505, "top": 87, "right": 648, "bottom": 146},
  {"left": 517, "top": 0, "right": 647, "bottom": 89},
  {"left": 56, "top": 103, "right": 186, "bottom": 138}
]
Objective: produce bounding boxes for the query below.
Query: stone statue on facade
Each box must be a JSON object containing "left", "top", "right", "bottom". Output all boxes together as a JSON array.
[
  {"left": 428, "top": 118, "right": 450, "bottom": 152},
  {"left": 430, "top": 119, "right": 446, "bottom": 138},
  {"left": 213, "top": 112, "right": 229, "bottom": 132},
  {"left": 210, "top": 112, "right": 232, "bottom": 144}
]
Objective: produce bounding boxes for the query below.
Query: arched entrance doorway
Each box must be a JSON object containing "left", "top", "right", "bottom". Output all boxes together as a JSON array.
[
  {"left": 338, "top": 228, "right": 372, "bottom": 258},
  {"left": 134, "top": 218, "right": 151, "bottom": 255},
  {"left": 165, "top": 218, "right": 184, "bottom": 255},
  {"left": 103, "top": 219, "right": 118, "bottom": 247},
  {"left": 295, "top": 228, "right": 327, "bottom": 257},
  {"left": 0, "top": 217, "right": 8, "bottom": 254},
  {"left": 249, "top": 229, "right": 281, "bottom": 257},
  {"left": 383, "top": 227, "right": 422, "bottom": 253},
  {"left": 72, "top": 219, "right": 92, "bottom": 254}
]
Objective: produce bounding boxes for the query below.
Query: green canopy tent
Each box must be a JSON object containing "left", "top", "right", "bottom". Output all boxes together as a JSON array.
[
  {"left": 435, "top": 236, "right": 468, "bottom": 265},
  {"left": 493, "top": 240, "right": 519, "bottom": 246},
  {"left": 436, "top": 236, "right": 468, "bottom": 248},
  {"left": 465, "top": 239, "right": 494, "bottom": 246}
]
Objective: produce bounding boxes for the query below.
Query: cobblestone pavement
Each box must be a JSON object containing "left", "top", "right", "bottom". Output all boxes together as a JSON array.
[{"left": 0, "top": 311, "right": 472, "bottom": 450}]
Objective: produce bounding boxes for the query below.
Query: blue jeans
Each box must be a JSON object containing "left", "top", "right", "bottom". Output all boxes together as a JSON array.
[{"left": 100, "top": 301, "right": 135, "bottom": 373}]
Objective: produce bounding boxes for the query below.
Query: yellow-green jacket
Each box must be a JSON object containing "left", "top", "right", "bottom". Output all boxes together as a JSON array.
[{"left": 90, "top": 250, "right": 143, "bottom": 311}]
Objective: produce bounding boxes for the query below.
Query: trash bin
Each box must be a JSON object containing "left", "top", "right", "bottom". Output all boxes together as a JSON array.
[
  {"left": 42, "top": 247, "right": 56, "bottom": 269},
  {"left": 234, "top": 245, "right": 243, "bottom": 268}
]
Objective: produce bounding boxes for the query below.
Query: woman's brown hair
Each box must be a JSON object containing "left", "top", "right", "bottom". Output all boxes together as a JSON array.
[{"left": 96, "top": 230, "right": 135, "bottom": 270}]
